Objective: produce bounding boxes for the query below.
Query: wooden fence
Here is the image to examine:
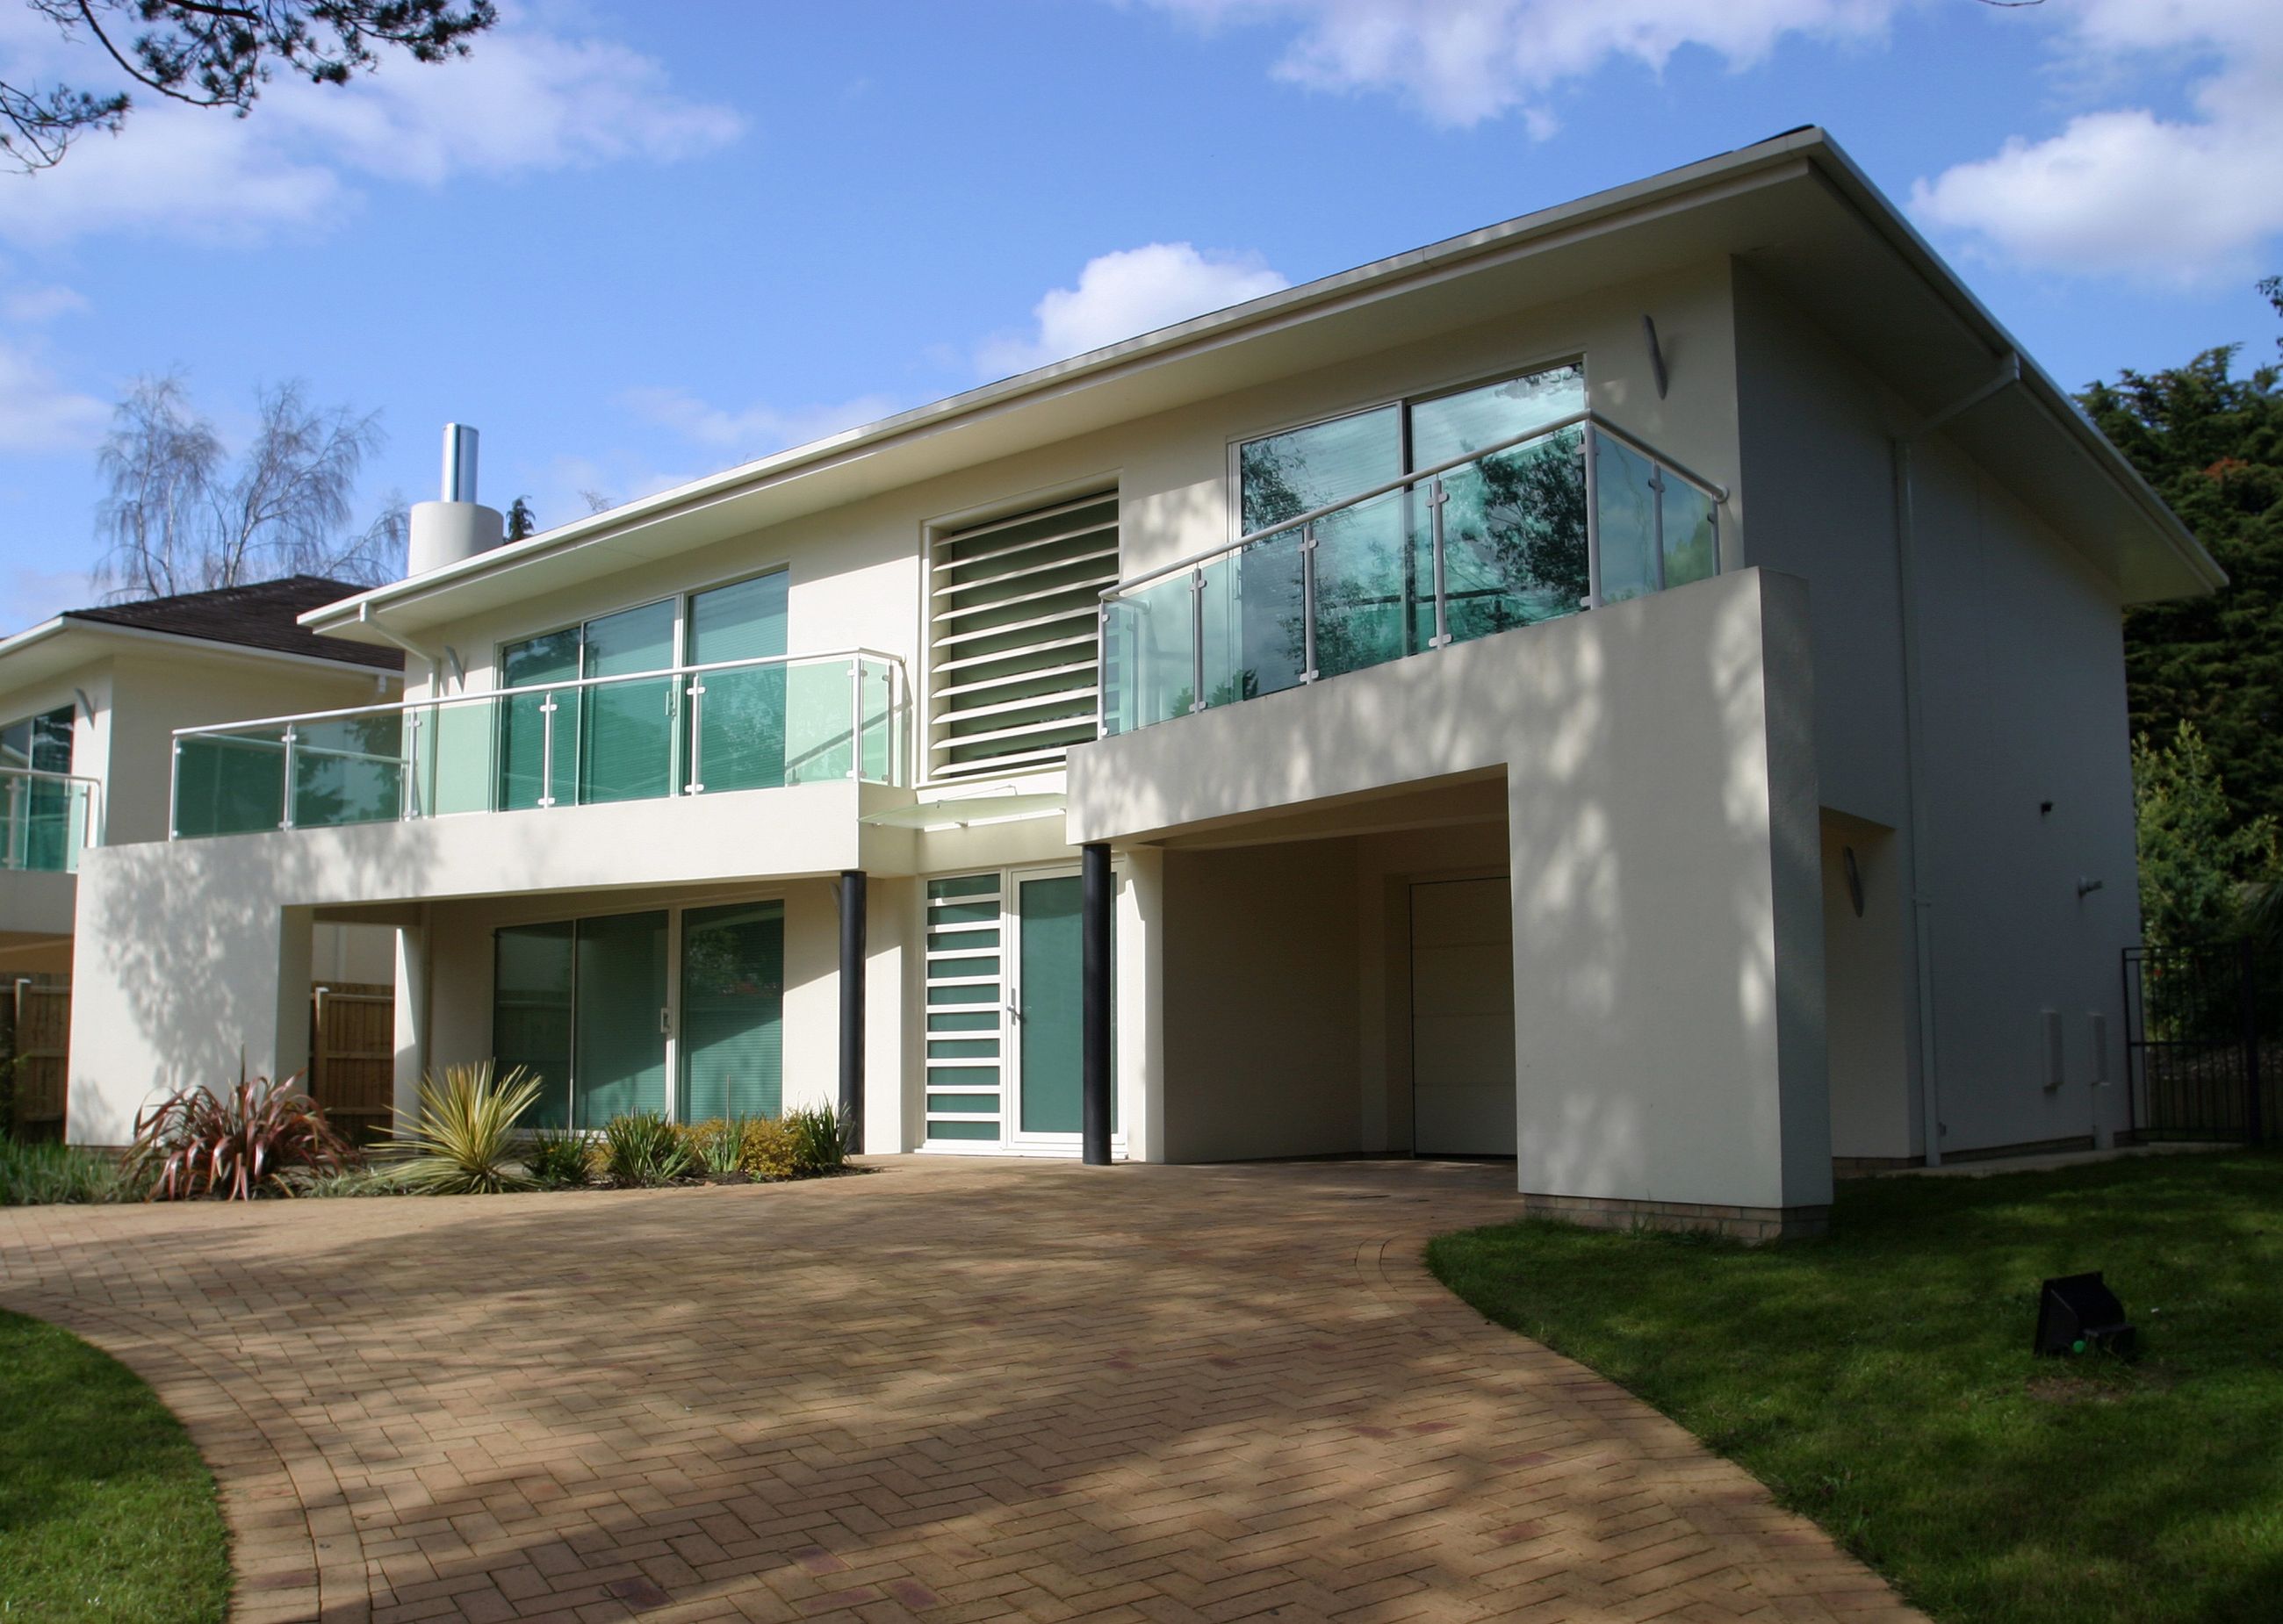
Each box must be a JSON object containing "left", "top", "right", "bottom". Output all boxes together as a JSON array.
[
  {"left": 4, "top": 978, "right": 70, "bottom": 1141},
  {"left": 311, "top": 982, "right": 395, "bottom": 1146}
]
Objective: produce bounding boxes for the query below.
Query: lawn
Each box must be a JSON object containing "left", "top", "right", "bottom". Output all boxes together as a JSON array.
[
  {"left": 1428, "top": 1150, "right": 2283, "bottom": 1624},
  {"left": 0, "top": 1309, "right": 230, "bottom": 1622}
]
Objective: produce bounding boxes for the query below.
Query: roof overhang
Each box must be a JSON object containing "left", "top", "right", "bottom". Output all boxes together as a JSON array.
[
  {"left": 0, "top": 615, "right": 408, "bottom": 694},
  {"left": 302, "top": 127, "right": 2217, "bottom": 647}
]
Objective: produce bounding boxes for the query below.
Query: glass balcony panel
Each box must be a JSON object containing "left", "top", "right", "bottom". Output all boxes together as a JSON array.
[
  {"left": 579, "top": 675, "right": 676, "bottom": 805},
  {"left": 1594, "top": 434, "right": 1660, "bottom": 604},
  {"left": 497, "top": 688, "right": 576, "bottom": 810},
  {"left": 175, "top": 729, "right": 287, "bottom": 837},
  {"left": 1100, "top": 573, "right": 1195, "bottom": 734},
  {"left": 784, "top": 659, "right": 855, "bottom": 785},
  {"left": 1436, "top": 427, "right": 1589, "bottom": 645},
  {"left": 1199, "top": 527, "right": 1307, "bottom": 709},
  {"left": 415, "top": 697, "right": 498, "bottom": 817},
  {"left": 859, "top": 658, "right": 896, "bottom": 785},
  {"left": 2, "top": 774, "right": 84, "bottom": 872},
  {"left": 290, "top": 713, "right": 404, "bottom": 829},
  {"left": 1662, "top": 478, "right": 1718, "bottom": 589},
  {"left": 1310, "top": 485, "right": 1411, "bottom": 680},
  {"left": 695, "top": 664, "right": 787, "bottom": 793}
]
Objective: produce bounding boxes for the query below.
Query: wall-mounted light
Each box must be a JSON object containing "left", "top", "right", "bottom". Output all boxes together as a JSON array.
[
  {"left": 2077, "top": 876, "right": 2105, "bottom": 899},
  {"left": 1642, "top": 315, "right": 1669, "bottom": 399},
  {"left": 1842, "top": 845, "right": 1865, "bottom": 917}
]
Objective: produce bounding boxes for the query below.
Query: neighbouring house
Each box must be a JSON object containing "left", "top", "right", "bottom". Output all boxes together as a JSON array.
[
  {"left": 0, "top": 577, "right": 403, "bottom": 1136},
  {"left": 61, "top": 130, "right": 2218, "bottom": 1236}
]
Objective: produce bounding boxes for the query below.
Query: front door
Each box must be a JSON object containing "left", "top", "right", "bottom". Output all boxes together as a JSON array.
[
  {"left": 1009, "top": 870, "right": 1084, "bottom": 1146},
  {"left": 1410, "top": 877, "right": 1516, "bottom": 1156}
]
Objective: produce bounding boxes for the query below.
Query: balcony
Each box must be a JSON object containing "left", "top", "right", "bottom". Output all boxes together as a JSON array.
[
  {"left": 1098, "top": 411, "right": 1727, "bottom": 735},
  {"left": 170, "top": 650, "right": 906, "bottom": 840},
  {"left": 0, "top": 767, "right": 102, "bottom": 873}
]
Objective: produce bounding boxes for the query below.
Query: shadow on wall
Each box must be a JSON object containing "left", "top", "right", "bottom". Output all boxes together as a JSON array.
[
  {"left": 75, "top": 821, "right": 464, "bottom": 1140},
  {"left": 1097, "top": 570, "right": 1819, "bottom": 1206}
]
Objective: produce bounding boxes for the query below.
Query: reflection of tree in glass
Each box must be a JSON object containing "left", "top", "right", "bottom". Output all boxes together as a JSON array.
[{"left": 1441, "top": 428, "right": 1588, "bottom": 636}]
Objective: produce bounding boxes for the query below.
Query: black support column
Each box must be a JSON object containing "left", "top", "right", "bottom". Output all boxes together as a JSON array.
[
  {"left": 838, "top": 870, "right": 866, "bottom": 1153},
  {"left": 1082, "top": 842, "right": 1113, "bottom": 1166}
]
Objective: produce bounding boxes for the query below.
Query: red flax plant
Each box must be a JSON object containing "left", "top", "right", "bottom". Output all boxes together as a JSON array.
[{"left": 129, "top": 1070, "right": 352, "bottom": 1200}]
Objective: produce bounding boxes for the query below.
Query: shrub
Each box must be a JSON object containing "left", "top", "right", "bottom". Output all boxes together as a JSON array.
[
  {"left": 599, "top": 1110, "right": 691, "bottom": 1187},
  {"left": 524, "top": 1128, "right": 594, "bottom": 1189},
  {"left": 279, "top": 1164, "right": 403, "bottom": 1198},
  {"left": 738, "top": 1115, "right": 800, "bottom": 1179},
  {"left": 0, "top": 1140, "right": 140, "bottom": 1206},
  {"left": 380, "top": 1062, "right": 541, "bottom": 1196},
  {"left": 129, "top": 1071, "right": 351, "bottom": 1201},
  {"left": 673, "top": 1117, "right": 746, "bottom": 1178},
  {"left": 785, "top": 1105, "right": 846, "bottom": 1175}
]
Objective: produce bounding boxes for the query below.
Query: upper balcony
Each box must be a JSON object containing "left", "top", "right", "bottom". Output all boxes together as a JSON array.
[
  {"left": 169, "top": 650, "right": 904, "bottom": 840},
  {"left": 1098, "top": 411, "right": 1728, "bottom": 737},
  {"left": 1, "top": 766, "right": 103, "bottom": 874}
]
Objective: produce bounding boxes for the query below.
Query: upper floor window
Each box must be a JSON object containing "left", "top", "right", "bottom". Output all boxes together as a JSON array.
[
  {"left": 495, "top": 572, "right": 789, "bottom": 810},
  {"left": 0, "top": 704, "right": 73, "bottom": 777}
]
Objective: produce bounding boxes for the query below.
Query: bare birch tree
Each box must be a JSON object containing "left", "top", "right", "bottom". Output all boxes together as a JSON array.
[{"left": 94, "top": 374, "right": 406, "bottom": 600}]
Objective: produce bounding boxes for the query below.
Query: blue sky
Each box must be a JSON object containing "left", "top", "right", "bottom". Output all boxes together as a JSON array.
[{"left": 2, "top": 0, "right": 2279, "bottom": 630}]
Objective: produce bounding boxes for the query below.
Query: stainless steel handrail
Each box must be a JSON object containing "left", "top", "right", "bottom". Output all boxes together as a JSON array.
[
  {"left": 170, "top": 645, "right": 908, "bottom": 740},
  {"left": 1102, "top": 408, "right": 1727, "bottom": 599},
  {"left": 0, "top": 765, "right": 104, "bottom": 865}
]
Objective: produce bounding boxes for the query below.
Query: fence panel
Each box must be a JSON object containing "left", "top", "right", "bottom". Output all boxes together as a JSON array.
[
  {"left": 310, "top": 982, "right": 396, "bottom": 1146},
  {"left": 5, "top": 979, "right": 70, "bottom": 1142},
  {"left": 2123, "top": 943, "right": 2278, "bottom": 1142}
]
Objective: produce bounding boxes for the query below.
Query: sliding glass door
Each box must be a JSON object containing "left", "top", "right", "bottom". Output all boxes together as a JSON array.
[
  {"left": 493, "top": 899, "right": 788, "bottom": 1132},
  {"left": 678, "top": 901, "right": 785, "bottom": 1121}
]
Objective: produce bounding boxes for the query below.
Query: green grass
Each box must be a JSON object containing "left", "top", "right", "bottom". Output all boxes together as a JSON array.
[
  {"left": 1428, "top": 1150, "right": 2283, "bottom": 1624},
  {"left": 0, "top": 1310, "right": 229, "bottom": 1621}
]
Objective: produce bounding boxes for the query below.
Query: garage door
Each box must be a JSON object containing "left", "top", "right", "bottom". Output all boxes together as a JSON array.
[{"left": 1410, "top": 877, "right": 1516, "bottom": 1157}]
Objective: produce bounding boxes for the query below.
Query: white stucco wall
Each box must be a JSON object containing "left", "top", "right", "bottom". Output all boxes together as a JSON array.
[
  {"left": 1072, "top": 566, "right": 1832, "bottom": 1214},
  {"left": 1732, "top": 263, "right": 2141, "bottom": 1158}
]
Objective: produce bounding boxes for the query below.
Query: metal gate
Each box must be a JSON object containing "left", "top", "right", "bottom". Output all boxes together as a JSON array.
[
  {"left": 310, "top": 981, "right": 395, "bottom": 1146},
  {"left": 2122, "top": 943, "right": 2278, "bottom": 1142},
  {"left": 4, "top": 978, "right": 69, "bottom": 1141}
]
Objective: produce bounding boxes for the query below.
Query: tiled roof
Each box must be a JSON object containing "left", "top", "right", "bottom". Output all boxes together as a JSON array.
[{"left": 62, "top": 576, "right": 402, "bottom": 672}]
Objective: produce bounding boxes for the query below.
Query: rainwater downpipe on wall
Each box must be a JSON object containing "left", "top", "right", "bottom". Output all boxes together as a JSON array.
[{"left": 1891, "top": 350, "right": 2020, "bottom": 1168}]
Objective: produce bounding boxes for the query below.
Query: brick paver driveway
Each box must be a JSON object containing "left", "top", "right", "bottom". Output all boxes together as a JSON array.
[{"left": 0, "top": 1157, "right": 1917, "bottom": 1624}]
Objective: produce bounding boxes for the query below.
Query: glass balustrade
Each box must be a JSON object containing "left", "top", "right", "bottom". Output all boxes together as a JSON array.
[
  {"left": 171, "top": 652, "right": 906, "bottom": 840},
  {"left": 1100, "top": 413, "right": 1724, "bottom": 738},
  {"left": 0, "top": 769, "right": 99, "bottom": 873}
]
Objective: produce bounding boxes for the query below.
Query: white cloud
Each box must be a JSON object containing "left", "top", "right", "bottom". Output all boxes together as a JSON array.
[
  {"left": 1139, "top": 0, "right": 1900, "bottom": 129},
  {"left": 621, "top": 388, "right": 906, "bottom": 456},
  {"left": 976, "top": 242, "right": 1291, "bottom": 375},
  {"left": 0, "top": 8, "right": 743, "bottom": 245},
  {"left": 0, "top": 341, "right": 104, "bottom": 453},
  {"left": 1911, "top": 1, "right": 2283, "bottom": 281},
  {"left": 3, "top": 284, "right": 89, "bottom": 323}
]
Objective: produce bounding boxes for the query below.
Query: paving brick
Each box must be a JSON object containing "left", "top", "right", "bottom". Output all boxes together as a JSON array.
[{"left": 0, "top": 1158, "right": 1915, "bottom": 1624}]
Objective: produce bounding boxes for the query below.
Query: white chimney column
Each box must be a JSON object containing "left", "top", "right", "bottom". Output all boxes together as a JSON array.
[{"left": 407, "top": 421, "right": 505, "bottom": 576}]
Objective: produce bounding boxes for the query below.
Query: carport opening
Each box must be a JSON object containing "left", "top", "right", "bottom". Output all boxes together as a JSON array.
[{"left": 1149, "top": 772, "right": 1514, "bottom": 1165}]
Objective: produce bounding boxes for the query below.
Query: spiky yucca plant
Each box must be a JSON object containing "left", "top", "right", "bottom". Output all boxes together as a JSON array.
[
  {"left": 130, "top": 1071, "right": 351, "bottom": 1201},
  {"left": 382, "top": 1062, "right": 543, "bottom": 1195}
]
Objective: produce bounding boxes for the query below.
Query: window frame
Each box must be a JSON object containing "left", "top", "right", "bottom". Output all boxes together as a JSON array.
[{"left": 1222, "top": 353, "right": 1588, "bottom": 543}]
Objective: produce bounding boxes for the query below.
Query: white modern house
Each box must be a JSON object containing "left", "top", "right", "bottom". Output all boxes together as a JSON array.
[
  {"left": 61, "top": 130, "right": 2216, "bottom": 1237},
  {"left": 0, "top": 577, "right": 403, "bottom": 979}
]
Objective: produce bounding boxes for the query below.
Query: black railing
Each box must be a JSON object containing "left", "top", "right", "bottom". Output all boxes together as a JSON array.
[{"left": 2122, "top": 941, "right": 2279, "bottom": 1142}]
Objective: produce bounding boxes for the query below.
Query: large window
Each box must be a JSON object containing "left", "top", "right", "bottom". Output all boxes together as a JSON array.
[
  {"left": 1, "top": 704, "right": 75, "bottom": 871},
  {"left": 493, "top": 901, "right": 782, "bottom": 1131},
  {"left": 496, "top": 571, "right": 788, "bottom": 810},
  {"left": 1231, "top": 364, "right": 1590, "bottom": 686}
]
